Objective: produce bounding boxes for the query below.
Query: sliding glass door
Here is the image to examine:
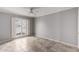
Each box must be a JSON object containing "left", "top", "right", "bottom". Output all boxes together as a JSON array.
[
  {"left": 12, "top": 17, "right": 29, "bottom": 38},
  {"left": 15, "top": 18, "right": 22, "bottom": 37}
]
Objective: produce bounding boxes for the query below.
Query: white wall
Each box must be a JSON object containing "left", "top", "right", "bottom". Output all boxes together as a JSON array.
[
  {"left": 35, "top": 8, "right": 78, "bottom": 46},
  {"left": 0, "top": 13, "right": 11, "bottom": 43}
]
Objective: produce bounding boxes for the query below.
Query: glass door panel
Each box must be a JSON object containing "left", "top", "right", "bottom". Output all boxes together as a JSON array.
[
  {"left": 15, "top": 18, "right": 22, "bottom": 37},
  {"left": 21, "top": 19, "right": 27, "bottom": 36}
]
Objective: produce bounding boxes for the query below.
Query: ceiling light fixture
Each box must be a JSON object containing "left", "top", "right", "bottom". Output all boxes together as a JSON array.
[{"left": 29, "top": 7, "right": 39, "bottom": 15}]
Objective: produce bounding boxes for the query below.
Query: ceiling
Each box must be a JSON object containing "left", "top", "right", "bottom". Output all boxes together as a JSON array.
[{"left": 0, "top": 7, "right": 74, "bottom": 17}]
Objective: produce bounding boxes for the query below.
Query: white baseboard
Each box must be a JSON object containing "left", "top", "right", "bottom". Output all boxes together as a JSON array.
[{"left": 36, "top": 35, "right": 78, "bottom": 48}]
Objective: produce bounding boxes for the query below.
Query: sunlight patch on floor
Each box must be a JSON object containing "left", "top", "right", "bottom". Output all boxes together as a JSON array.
[{"left": 15, "top": 37, "right": 28, "bottom": 52}]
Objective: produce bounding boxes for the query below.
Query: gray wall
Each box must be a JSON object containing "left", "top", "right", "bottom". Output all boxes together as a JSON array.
[
  {"left": 35, "top": 8, "right": 78, "bottom": 46},
  {"left": 0, "top": 13, "right": 11, "bottom": 43}
]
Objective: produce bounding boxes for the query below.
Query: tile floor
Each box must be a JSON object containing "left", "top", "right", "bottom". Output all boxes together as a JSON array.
[{"left": 0, "top": 37, "right": 79, "bottom": 52}]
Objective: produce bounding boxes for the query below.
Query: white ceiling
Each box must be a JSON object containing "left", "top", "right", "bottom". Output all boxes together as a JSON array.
[
  {"left": 0, "top": 7, "right": 74, "bottom": 17},
  {"left": 33, "top": 7, "right": 74, "bottom": 17}
]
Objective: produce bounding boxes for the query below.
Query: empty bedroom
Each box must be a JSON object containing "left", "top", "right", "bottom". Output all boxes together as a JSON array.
[{"left": 0, "top": 7, "right": 79, "bottom": 52}]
